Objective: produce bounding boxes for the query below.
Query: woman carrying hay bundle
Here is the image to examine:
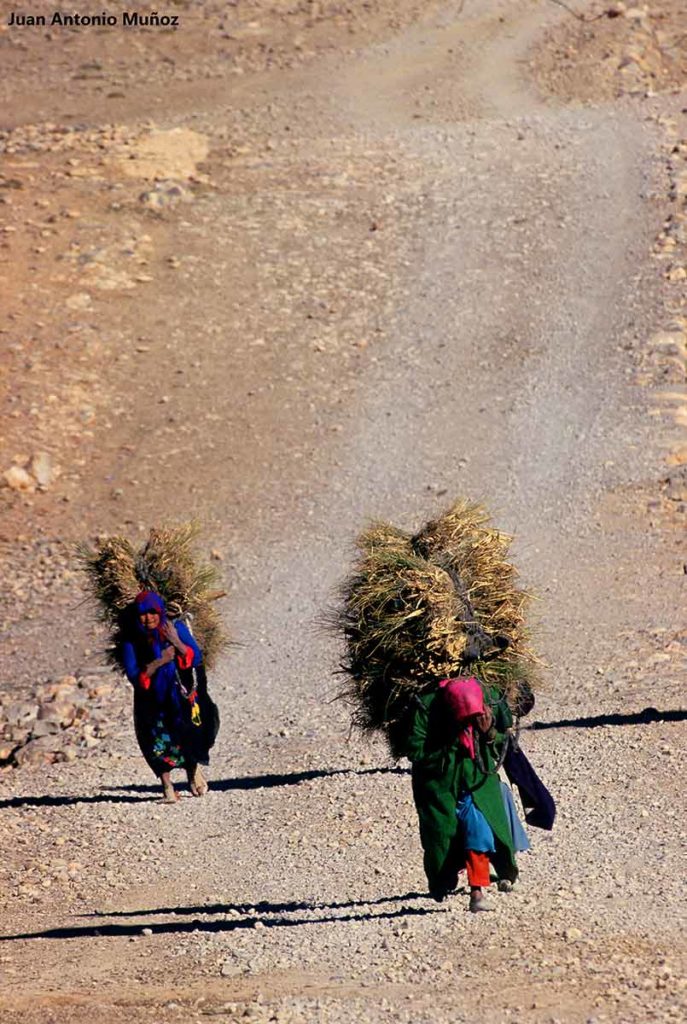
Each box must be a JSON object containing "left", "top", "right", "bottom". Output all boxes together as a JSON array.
[
  {"left": 79, "top": 523, "right": 225, "bottom": 804},
  {"left": 406, "top": 674, "right": 525, "bottom": 910},
  {"left": 122, "top": 590, "right": 213, "bottom": 803},
  {"left": 334, "top": 500, "right": 553, "bottom": 911}
]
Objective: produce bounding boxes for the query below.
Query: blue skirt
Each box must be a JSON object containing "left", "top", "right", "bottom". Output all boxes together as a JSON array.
[
  {"left": 456, "top": 785, "right": 530, "bottom": 854},
  {"left": 456, "top": 793, "right": 495, "bottom": 852},
  {"left": 500, "top": 782, "right": 530, "bottom": 852}
]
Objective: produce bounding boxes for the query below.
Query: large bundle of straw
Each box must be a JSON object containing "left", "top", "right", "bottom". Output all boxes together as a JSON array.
[
  {"left": 335, "top": 500, "right": 539, "bottom": 758},
  {"left": 78, "top": 522, "right": 227, "bottom": 669}
]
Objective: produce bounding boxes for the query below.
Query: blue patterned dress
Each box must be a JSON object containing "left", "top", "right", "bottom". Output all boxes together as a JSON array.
[{"left": 122, "top": 618, "right": 204, "bottom": 775}]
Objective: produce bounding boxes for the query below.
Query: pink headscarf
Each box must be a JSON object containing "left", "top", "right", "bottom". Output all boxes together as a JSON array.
[{"left": 439, "top": 676, "right": 484, "bottom": 759}]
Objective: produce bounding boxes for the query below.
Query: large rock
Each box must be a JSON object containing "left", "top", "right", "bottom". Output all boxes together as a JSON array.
[
  {"left": 37, "top": 701, "right": 76, "bottom": 726},
  {"left": 13, "top": 736, "right": 62, "bottom": 767},
  {"left": 30, "top": 719, "right": 61, "bottom": 738},
  {"left": 5, "top": 702, "right": 38, "bottom": 726}
]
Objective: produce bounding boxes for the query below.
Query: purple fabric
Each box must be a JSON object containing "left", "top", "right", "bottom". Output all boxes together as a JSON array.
[
  {"left": 503, "top": 745, "right": 556, "bottom": 831},
  {"left": 135, "top": 590, "right": 167, "bottom": 656},
  {"left": 135, "top": 590, "right": 167, "bottom": 621}
]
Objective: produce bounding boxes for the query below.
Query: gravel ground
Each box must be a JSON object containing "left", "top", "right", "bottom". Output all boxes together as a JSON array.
[{"left": 0, "top": 1, "right": 686, "bottom": 1022}]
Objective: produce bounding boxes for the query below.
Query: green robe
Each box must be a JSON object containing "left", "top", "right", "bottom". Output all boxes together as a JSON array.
[{"left": 403, "top": 681, "right": 517, "bottom": 896}]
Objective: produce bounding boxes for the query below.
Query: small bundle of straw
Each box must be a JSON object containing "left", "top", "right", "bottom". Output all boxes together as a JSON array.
[
  {"left": 334, "top": 500, "right": 539, "bottom": 758},
  {"left": 78, "top": 522, "right": 228, "bottom": 669}
]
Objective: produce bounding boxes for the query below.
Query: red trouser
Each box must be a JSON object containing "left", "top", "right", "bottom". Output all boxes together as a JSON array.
[{"left": 466, "top": 850, "right": 491, "bottom": 888}]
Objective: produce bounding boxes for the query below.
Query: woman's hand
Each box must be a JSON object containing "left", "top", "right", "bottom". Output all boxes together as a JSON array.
[
  {"left": 144, "top": 646, "right": 176, "bottom": 678},
  {"left": 474, "top": 707, "right": 493, "bottom": 734},
  {"left": 161, "top": 621, "right": 189, "bottom": 653},
  {"left": 161, "top": 621, "right": 181, "bottom": 646}
]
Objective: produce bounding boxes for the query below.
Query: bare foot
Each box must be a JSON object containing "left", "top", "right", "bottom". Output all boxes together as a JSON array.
[
  {"left": 188, "top": 764, "right": 208, "bottom": 797},
  {"left": 161, "top": 779, "right": 178, "bottom": 804}
]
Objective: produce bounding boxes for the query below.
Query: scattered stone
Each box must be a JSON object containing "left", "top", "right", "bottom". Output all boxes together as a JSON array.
[
  {"left": 30, "top": 719, "right": 61, "bottom": 738},
  {"left": 2, "top": 466, "right": 34, "bottom": 492},
  {"left": 88, "top": 683, "right": 114, "bottom": 699},
  {"left": 45, "top": 701, "right": 77, "bottom": 726},
  {"left": 28, "top": 451, "right": 56, "bottom": 489},
  {"left": 139, "top": 180, "right": 194, "bottom": 212},
  {"left": 13, "top": 738, "right": 60, "bottom": 767},
  {"left": 220, "top": 961, "right": 241, "bottom": 978},
  {"left": 666, "top": 445, "right": 687, "bottom": 467},
  {"left": 86, "top": 266, "right": 138, "bottom": 291},
  {"left": 8, "top": 728, "right": 30, "bottom": 746},
  {"left": 65, "top": 292, "right": 93, "bottom": 310},
  {"left": 0, "top": 665, "right": 122, "bottom": 767},
  {"left": 663, "top": 465, "right": 687, "bottom": 502},
  {"left": 5, "top": 702, "right": 38, "bottom": 726}
]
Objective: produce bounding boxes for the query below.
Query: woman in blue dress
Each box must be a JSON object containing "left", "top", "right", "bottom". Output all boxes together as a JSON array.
[{"left": 122, "top": 590, "right": 212, "bottom": 803}]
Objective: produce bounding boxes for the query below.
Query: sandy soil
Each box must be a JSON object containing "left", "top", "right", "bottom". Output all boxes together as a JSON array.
[{"left": 0, "top": 1, "right": 686, "bottom": 1022}]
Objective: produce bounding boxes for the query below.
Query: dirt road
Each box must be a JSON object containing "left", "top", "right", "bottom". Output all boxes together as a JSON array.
[{"left": 1, "top": 2, "right": 686, "bottom": 1022}]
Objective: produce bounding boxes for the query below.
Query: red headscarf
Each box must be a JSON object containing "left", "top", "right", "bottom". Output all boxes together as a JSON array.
[{"left": 439, "top": 676, "right": 484, "bottom": 759}]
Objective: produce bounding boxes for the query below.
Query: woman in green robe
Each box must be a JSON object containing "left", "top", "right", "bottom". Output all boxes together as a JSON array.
[{"left": 403, "top": 676, "right": 518, "bottom": 911}]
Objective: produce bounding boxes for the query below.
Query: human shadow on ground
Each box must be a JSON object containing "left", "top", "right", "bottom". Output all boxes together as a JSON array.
[
  {"left": 0, "top": 791, "right": 150, "bottom": 809},
  {"left": 0, "top": 902, "right": 443, "bottom": 942},
  {"left": 526, "top": 707, "right": 687, "bottom": 731},
  {"left": 106, "top": 765, "right": 409, "bottom": 795},
  {"left": 79, "top": 890, "right": 427, "bottom": 920},
  {"left": 0, "top": 765, "right": 409, "bottom": 810}
]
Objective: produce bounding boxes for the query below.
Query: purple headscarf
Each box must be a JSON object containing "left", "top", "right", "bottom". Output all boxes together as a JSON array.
[{"left": 135, "top": 590, "right": 167, "bottom": 652}]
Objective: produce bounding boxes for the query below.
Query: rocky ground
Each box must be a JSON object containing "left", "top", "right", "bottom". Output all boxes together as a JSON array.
[{"left": 0, "top": 1, "right": 686, "bottom": 1022}]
